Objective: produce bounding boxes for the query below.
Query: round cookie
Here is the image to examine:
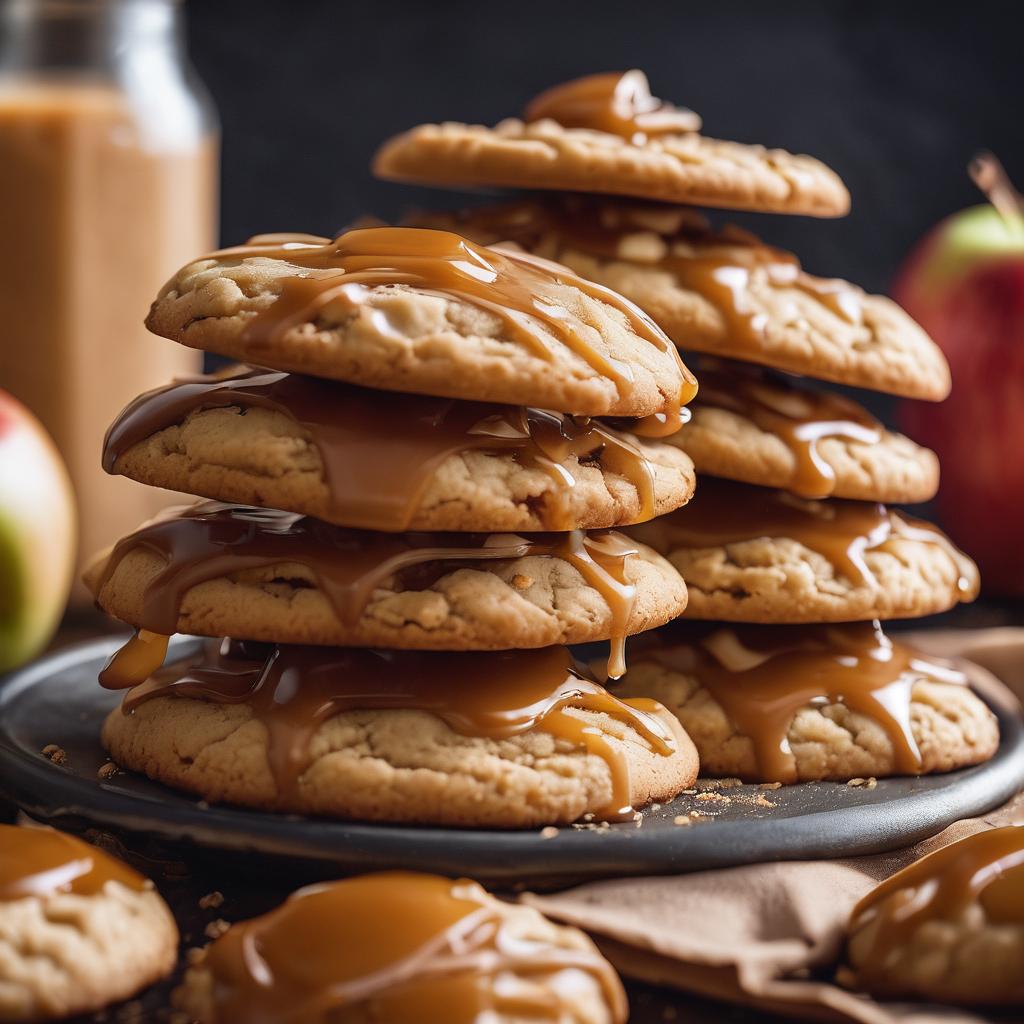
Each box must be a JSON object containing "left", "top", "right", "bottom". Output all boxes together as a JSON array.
[
  {"left": 843, "top": 826, "right": 1024, "bottom": 1005},
  {"left": 145, "top": 226, "right": 697, "bottom": 422},
  {"left": 104, "top": 369, "right": 696, "bottom": 532},
  {"left": 626, "top": 479, "right": 979, "bottom": 623},
  {"left": 174, "top": 872, "right": 628, "bottom": 1023},
  {"left": 374, "top": 72, "right": 849, "bottom": 217},
  {"left": 412, "top": 200, "right": 950, "bottom": 400},
  {"left": 0, "top": 825, "right": 178, "bottom": 1021},
  {"left": 84, "top": 503, "right": 688, "bottom": 651},
  {"left": 102, "top": 644, "right": 699, "bottom": 827},
  {"left": 613, "top": 622, "right": 999, "bottom": 783}
]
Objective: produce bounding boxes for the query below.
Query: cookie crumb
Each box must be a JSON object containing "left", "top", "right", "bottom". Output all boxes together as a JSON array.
[
  {"left": 539, "top": 826, "right": 559, "bottom": 840},
  {"left": 864, "top": 777, "right": 877, "bottom": 790},
  {"left": 41, "top": 744, "right": 67, "bottom": 765},
  {"left": 848, "top": 777, "right": 867, "bottom": 787},
  {"left": 97, "top": 761, "right": 120, "bottom": 780},
  {"left": 760, "top": 781, "right": 782, "bottom": 790},
  {"left": 510, "top": 573, "right": 533, "bottom": 591},
  {"left": 695, "top": 791, "right": 729, "bottom": 803},
  {"left": 199, "top": 891, "right": 224, "bottom": 910},
  {"left": 673, "top": 814, "right": 692, "bottom": 826},
  {"left": 204, "top": 919, "right": 231, "bottom": 940}
]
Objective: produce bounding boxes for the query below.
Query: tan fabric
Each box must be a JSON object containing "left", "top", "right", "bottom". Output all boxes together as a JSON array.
[{"left": 524, "top": 628, "right": 1024, "bottom": 1024}]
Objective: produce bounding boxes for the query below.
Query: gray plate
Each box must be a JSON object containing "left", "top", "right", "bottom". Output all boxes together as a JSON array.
[{"left": 2, "top": 636, "right": 1023, "bottom": 887}]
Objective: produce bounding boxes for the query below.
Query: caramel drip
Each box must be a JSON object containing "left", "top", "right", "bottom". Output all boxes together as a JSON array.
[
  {"left": 199, "top": 872, "right": 628, "bottom": 1023},
  {"left": 850, "top": 826, "right": 1024, "bottom": 977},
  {"left": 523, "top": 70, "right": 701, "bottom": 140},
  {"left": 93, "top": 503, "right": 644, "bottom": 682},
  {"left": 692, "top": 365, "right": 882, "bottom": 498},
  {"left": 210, "top": 227, "right": 695, "bottom": 436},
  {"left": 634, "top": 479, "right": 980, "bottom": 595},
  {"left": 103, "top": 368, "right": 657, "bottom": 531},
  {"left": 99, "top": 628, "right": 169, "bottom": 690},
  {"left": 117, "top": 642, "right": 676, "bottom": 821},
  {"left": 631, "top": 621, "right": 966, "bottom": 783},
  {"left": 0, "top": 825, "right": 146, "bottom": 901}
]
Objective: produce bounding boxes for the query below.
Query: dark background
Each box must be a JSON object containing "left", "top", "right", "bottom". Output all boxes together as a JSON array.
[{"left": 187, "top": 0, "right": 1024, "bottom": 297}]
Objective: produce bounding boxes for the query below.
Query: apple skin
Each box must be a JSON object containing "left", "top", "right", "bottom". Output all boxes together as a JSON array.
[
  {"left": 0, "top": 390, "right": 76, "bottom": 672},
  {"left": 894, "top": 205, "right": 1024, "bottom": 595}
]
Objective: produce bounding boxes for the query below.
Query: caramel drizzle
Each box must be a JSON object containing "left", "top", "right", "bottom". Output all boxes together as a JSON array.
[
  {"left": 116, "top": 642, "right": 675, "bottom": 821},
  {"left": 201, "top": 872, "right": 629, "bottom": 1022},
  {"left": 0, "top": 825, "right": 145, "bottom": 900},
  {"left": 691, "top": 363, "right": 882, "bottom": 498},
  {"left": 523, "top": 70, "right": 701, "bottom": 141},
  {"left": 631, "top": 621, "right": 966, "bottom": 783},
  {"left": 631, "top": 479, "right": 979, "bottom": 595},
  {"left": 103, "top": 368, "right": 657, "bottom": 531},
  {"left": 208, "top": 227, "right": 695, "bottom": 437},
  {"left": 850, "top": 826, "right": 1024, "bottom": 979},
  {"left": 94, "top": 502, "right": 642, "bottom": 682}
]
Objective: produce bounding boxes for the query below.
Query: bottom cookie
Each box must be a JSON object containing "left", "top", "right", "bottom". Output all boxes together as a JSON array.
[
  {"left": 0, "top": 825, "right": 178, "bottom": 1021},
  {"left": 612, "top": 621, "right": 999, "bottom": 783},
  {"left": 101, "top": 641, "right": 698, "bottom": 827}
]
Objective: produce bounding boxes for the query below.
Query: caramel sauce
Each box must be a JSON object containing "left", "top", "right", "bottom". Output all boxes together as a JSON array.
[
  {"left": 205, "top": 227, "right": 696, "bottom": 435},
  {"left": 116, "top": 642, "right": 675, "bottom": 821},
  {"left": 631, "top": 479, "right": 979, "bottom": 596},
  {"left": 198, "top": 872, "right": 628, "bottom": 1022},
  {"left": 0, "top": 824, "right": 145, "bottom": 901},
  {"left": 850, "top": 826, "right": 1024, "bottom": 977},
  {"left": 93, "top": 502, "right": 643, "bottom": 680},
  {"left": 103, "top": 367, "right": 657, "bottom": 531},
  {"left": 692, "top": 364, "right": 882, "bottom": 498},
  {"left": 630, "top": 621, "right": 967, "bottom": 783},
  {"left": 523, "top": 70, "right": 701, "bottom": 141}
]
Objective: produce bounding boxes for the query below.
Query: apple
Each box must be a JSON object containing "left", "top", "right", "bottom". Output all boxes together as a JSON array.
[
  {"left": 894, "top": 154, "right": 1024, "bottom": 595},
  {"left": 0, "top": 389, "right": 76, "bottom": 672}
]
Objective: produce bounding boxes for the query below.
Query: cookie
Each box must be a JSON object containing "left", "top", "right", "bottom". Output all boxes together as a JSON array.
[
  {"left": 374, "top": 71, "right": 849, "bottom": 217},
  {"left": 843, "top": 826, "right": 1024, "bottom": 1005},
  {"left": 613, "top": 622, "right": 999, "bottom": 783},
  {"left": 626, "top": 479, "right": 979, "bottom": 622},
  {"left": 84, "top": 503, "right": 688, "bottom": 658},
  {"left": 104, "top": 369, "right": 696, "bottom": 533},
  {"left": 102, "top": 643, "right": 699, "bottom": 826},
  {"left": 0, "top": 824, "right": 177, "bottom": 1021},
  {"left": 411, "top": 200, "right": 949, "bottom": 400},
  {"left": 663, "top": 362, "right": 939, "bottom": 502},
  {"left": 145, "top": 226, "right": 697, "bottom": 424},
  {"left": 174, "top": 872, "right": 628, "bottom": 1023}
]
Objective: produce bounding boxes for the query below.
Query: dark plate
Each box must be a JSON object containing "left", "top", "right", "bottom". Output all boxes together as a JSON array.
[{"left": 2, "top": 636, "right": 1023, "bottom": 887}]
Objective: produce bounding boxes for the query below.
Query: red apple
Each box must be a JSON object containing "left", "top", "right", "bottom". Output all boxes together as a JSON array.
[
  {"left": 0, "top": 389, "right": 76, "bottom": 671},
  {"left": 894, "top": 155, "right": 1024, "bottom": 596}
]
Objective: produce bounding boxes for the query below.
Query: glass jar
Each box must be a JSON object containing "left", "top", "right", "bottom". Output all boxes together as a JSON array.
[{"left": 0, "top": 0, "right": 219, "bottom": 600}]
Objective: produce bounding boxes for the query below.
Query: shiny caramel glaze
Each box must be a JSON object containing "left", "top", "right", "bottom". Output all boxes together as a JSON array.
[
  {"left": 92, "top": 502, "right": 644, "bottom": 679},
  {"left": 194, "top": 872, "right": 628, "bottom": 1023},
  {"left": 524, "top": 70, "right": 701, "bottom": 140},
  {"left": 112, "top": 641, "right": 677, "bottom": 821},
  {"left": 849, "top": 826, "right": 1024, "bottom": 986},
  {"left": 0, "top": 824, "right": 146, "bottom": 901},
  {"left": 628, "top": 621, "right": 968, "bottom": 783},
  {"left": 630, "top": 479, "right": 979, "bottom": 595},
  {"left": 203, "top": 226, "right": 696, "bottom": 434},
  {"left": 103, "top": 367, "right": 661, "bottom": 531}
]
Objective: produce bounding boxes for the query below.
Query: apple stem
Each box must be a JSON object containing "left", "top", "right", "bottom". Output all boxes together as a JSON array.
[{"left": 969, "top": 152, "right": 1024, "bottom": 229}]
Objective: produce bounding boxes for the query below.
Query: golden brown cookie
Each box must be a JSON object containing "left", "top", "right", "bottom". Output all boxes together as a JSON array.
[
  {"left": 411, "top": 200, "right": 949, "bottom": 400},
  {"left": 626, "top": 480, "right": 979, "bottom": 622},
  {"left": 146, "top": 226, "right": 697, "bottom": 423},
  {"left": 103, "top": 643, "right": 699, "bottom": 827},
  {"left": 0, "top": 825, "right": 177, "bottom": 1021},
  {"left": 375, "top": 72, "right": 849, "bottom": 217},
  {"left": 614, "top": 622, "right": 999, "bottom": 783},
  {"left": 84, "top": 503, "right": 688, "bottom": 654},
  {"left": 174, "top": 872, "right": 628, "bottom": 1023},
  {"left": 843, "top": 826, "right": 1024, "bottom": 1005},
  {"left": 104, "top": 369, "right": 696, "bottom": 533}
]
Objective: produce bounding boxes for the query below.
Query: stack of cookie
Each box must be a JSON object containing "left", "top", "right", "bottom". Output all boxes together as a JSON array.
[
  {"left": 377, "top": 69, "right": 996, "bottom": 785},
  {"left": 88, "top": 224, "right": 704, "bottom": 826}
]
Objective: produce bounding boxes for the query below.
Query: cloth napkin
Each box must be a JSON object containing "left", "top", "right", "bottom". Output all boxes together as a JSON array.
[{"left": 525, "top": 628, "right": 1024, "bottom": 1024}]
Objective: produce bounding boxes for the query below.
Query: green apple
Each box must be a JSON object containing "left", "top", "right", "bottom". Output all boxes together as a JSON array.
[{"left": 0, "top": 389, "right": 76, "bottom": 672}]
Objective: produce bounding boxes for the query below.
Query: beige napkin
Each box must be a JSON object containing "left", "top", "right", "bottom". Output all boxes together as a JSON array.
[{"left": 525, "top": 628, "right": 1024, "bottom": 1024}]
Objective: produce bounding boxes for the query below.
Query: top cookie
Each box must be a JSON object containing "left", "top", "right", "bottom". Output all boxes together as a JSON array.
[
  {"left": 410, "top": 199, "right": 950, "bottom": 400},
  {"left": 374, "top": 70, "right": 850, "bottom": 217},
  {"left": 146, "top": 226, "right": 697, "bottom": 424}
]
